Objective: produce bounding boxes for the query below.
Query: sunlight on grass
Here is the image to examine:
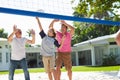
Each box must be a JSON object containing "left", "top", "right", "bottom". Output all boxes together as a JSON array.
[
  {"left": 0, "top": 66, "right": 120, "bottom": 75},
  {"left": 71, "top": 66, "right": 120, "bottom": 72}
]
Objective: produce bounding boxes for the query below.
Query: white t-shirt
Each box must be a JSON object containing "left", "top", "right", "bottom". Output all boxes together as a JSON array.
[{"left": 11, "top": 37, "right": 27, "bottom": 60}]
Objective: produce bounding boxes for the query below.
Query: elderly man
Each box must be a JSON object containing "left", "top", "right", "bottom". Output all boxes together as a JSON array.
[{"left": 8, "top": 25, "right": 35, "bottom": 80}]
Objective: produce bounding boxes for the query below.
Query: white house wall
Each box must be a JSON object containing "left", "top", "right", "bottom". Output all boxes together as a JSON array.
[
  {"left": 91, "top": 46, "right": 95, "bottom": 66},
  {"left": 74, "top": 44, "right": 92, "bottom": 51},
  {"left": 0, "top": 48, "right": 10, "bottom": 71},
  {"left": 0, "top": 34, "right": 119, "bottom": 71},
  {"left": 0, "top": 49, "right": 3, "bottom": 70},
  {"left": 0, "top": 39, "right": 10, "bottom": 71}
]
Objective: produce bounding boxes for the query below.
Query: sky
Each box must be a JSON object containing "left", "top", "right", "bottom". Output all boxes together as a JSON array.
[
  {"left": 0, "top": 13, "right": 67, "bottom": 45},
  {"left": 0, "top": 0, "right": 75, "bottom": 45}
]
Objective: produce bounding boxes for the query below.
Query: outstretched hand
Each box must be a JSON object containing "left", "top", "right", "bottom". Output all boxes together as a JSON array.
[
  {"left": 30, "top": 29, "right": 35, "bottom": 35},
  {"left": 53, "top": 19, "right": 59, "bottom": 22},
  {"left": 13, "top": 25, "right": 18, "bottom": 33},
  {"left": 60, "top": 20, "right": 66, "bottom": 25}
]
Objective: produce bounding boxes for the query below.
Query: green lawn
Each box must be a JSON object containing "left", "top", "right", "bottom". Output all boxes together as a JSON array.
[
  {"left": 0, "top": 65, "right": 120, "bottom": 74},
  {"left": 71, "top": 66, "right": 120, "bottom": 71}
]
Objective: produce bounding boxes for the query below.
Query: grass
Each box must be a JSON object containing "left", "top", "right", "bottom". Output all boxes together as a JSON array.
[
  {"left": 71, "top": 66, "right": 120, "bottom": 72},
  {"left": 0, "top": 65, "right": 120, "bottom": 75}
]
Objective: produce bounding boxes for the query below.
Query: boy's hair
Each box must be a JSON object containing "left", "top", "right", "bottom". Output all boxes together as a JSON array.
[{"left": 51, "top": 29, "right": 56, "bottom": 38}]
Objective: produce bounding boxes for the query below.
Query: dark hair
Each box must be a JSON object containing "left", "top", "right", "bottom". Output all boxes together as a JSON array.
[
  {"left": 62, "top": 24, "right": 68, "bottom": 29},
  {"left": 50, "top": 29, "right": 56, "bottom": 38},
  {"left": 48, "top": 29, "right": 56, "bottom": 38}
]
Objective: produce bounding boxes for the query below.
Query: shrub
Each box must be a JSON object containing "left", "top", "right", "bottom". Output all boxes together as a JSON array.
[{"left": 102, "top": 53, "right": 118, "bottom": 66}]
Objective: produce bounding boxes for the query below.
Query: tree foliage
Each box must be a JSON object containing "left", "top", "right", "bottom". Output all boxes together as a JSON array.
[
  {"left": 0, "top": 28, "right": 8, "bottom": 38},
  {"left": 71, "top": 0, "right": 120, "bottom": 45}
]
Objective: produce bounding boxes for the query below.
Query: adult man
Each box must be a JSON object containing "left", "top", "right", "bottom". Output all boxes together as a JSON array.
[
  {"left": 49, "top": 20, "right": 75, "bottom": 80},
  {"left": 7, "top": 25, "right": 35, "bottom": 80}
]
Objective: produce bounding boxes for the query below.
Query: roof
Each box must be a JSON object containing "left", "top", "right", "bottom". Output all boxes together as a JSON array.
[{"left": 74, "top": 33, "right": 116, "bottom": 47}]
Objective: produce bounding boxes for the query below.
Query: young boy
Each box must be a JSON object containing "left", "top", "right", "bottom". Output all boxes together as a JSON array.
[{"left": 36, "top": 17, "right": 64, "bottom": 80}]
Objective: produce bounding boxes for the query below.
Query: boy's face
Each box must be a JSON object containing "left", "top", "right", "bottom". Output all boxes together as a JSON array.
[{"left": 48, "top": 29, "right": 54, "bottom": 37}]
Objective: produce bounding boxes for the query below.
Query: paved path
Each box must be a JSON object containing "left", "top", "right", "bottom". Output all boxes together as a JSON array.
[{"left": 0, "top": 71, "right": 120, "bottom": 80}]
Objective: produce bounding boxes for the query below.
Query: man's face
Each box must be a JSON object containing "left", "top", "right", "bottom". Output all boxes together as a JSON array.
[
  {"left": 15, "top": 29, "right": 22, "bottom": 38},
  {"left": 61, "top": 24, "right": 67, "bottom": 33}
]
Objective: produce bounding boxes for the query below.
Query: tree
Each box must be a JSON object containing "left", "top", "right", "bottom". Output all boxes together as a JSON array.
[
  {"left": 25, "top": 29, "right": 33, "bottom": 47},
  {"left": 71, "top": 0, "right": 120, "bottom": 45},
  {"left": 72, "top": 0, "right": 120, "bottom": 20},
  {"left": 0, "top": 28, "right": 8, "bottom": 38}
]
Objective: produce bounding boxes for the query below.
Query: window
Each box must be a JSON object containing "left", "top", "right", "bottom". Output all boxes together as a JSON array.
[
  {"left": 109, "top": 42, "right": 117, "bottom": 45},
  {"left": 78, "top": 50, "right": 92, "bottom": 65},
  {"left": 6, "top": 52, "right": 9, "bottom": 63},
  {"left": 71, "top": 52, "right": 76, "bottom": 66},
  {"left": 0, "top": 53, "right": 2, "bottom": 62},
  {"left": 110, "top": 47, "right": 118, "bottom": 55},
  {"left": 5, "top": 45, "right": 8, "bottom": 48}
]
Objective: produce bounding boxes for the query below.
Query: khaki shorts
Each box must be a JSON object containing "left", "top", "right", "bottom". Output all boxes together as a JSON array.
[
  {"left": 42, "top": 56, "right": 55, "bottom": 73},
  {"left": 56, "top": 52, "right": 72, "bottom": 70}
]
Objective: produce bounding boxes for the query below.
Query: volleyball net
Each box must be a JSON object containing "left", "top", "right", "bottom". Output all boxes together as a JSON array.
[{"left": 0, "top": 0, "right": 120, "bottom": 26}]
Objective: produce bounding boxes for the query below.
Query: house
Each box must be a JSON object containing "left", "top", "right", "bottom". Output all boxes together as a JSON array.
[
  {"left": 0, "top": 33, "right": 120, "bottom": 71},
  {"left": 0, "top": 38, "right": 10, "bottom": 71},
  {"left": 74, "top": 33, "right": 120, "bottom": 66}
]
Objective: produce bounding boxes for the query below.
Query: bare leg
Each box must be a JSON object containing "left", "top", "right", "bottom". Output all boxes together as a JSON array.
[
  {"left": 52, "top": 69, "right": 57, "bottom": 80},
  {"left": 48, "top": 72, "right": 52, "bottom": 80},
  {"left": 56, "top": 67, "right": 61, "bottom": 80},
  {"left": 68, "top": 69, "right": 72, "bottom": 80}
]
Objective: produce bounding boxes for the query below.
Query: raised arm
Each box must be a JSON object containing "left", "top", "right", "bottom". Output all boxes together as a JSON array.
[
  {"left": 36, "top": 17, "right": 43, "bottom": 31},
  {"left": 58, "top": 35, "right": 65, "bottom": 49},
  {"left": 26, "top": 29, "right": 35, "bottom": 44},
  {"left": 49, "top": 19, "right": 59, "bottom": 29},
  {"left": 61, "top": 20, "right": 75, "bottom": 36},
  {"left": 54, "top": 34, "right": 65, "bottom": 49},
  {"left": 7, "top": 25, "right": 18, "bottom": 43}
]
